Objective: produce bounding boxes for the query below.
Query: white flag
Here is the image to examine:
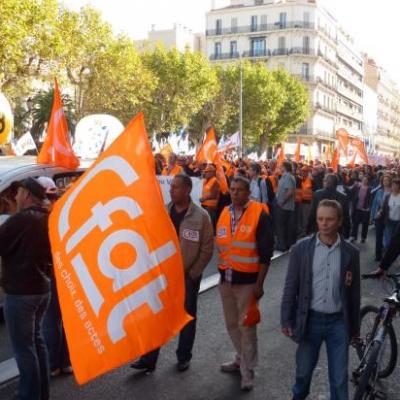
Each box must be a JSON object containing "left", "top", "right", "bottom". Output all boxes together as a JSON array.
[{"left": 13, "top": 132, "right": 36, "bottom": 156}]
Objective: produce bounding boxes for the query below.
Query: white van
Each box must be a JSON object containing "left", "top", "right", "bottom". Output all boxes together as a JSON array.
[{"left": 0, "top": 156, "right": 91, "bottom": 313}]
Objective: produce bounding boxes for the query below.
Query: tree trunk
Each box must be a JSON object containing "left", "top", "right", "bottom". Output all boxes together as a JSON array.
[{"left": 260, "top": 133, "right": 269, "bottom": 153}]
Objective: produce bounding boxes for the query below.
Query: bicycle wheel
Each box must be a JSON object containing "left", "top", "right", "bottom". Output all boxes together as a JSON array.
[
  {"left": 353, "top": 341, "right": 381, "bottom": 400},
  {"left": 359, "top": 305, "right": 398, "bottom": 379}
]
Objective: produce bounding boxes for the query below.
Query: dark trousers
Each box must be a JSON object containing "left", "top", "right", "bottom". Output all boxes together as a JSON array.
[
  {"left": 4, "top": 293, "right": 50, "bottom": 400},
  {"left": 293, "top": 311, "right": 349, "bottom": 400},
  {"left": 203, "top": 206, "right": 217, "bottom": 234},
  {"left": 43, "top": 277, "right": 70, "bottom": 372},
  {"left": 276, "top": 206, "right": 295, "bottom": 251},
  {"left": 141, "top": 274, "right": 202, "bottom": 367},
  {"left": 375, "top": 216, "right": 385, "bottom": 260},
  {"left": 351, "top": 209, "right": 370, "bottom": 241}
]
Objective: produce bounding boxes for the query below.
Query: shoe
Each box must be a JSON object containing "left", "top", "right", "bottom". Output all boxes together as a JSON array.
[
  {"left": 130, "top": 359, "right": 155, "bottom": 373},
  {"left": 177, "top": 361, "right": 190, "bottom": 372},
  {"left": 220, "top": 360, "right": 240, "bottom": 373},
  {"left": 50, "top": 368, "right": 61, "bottom": 377},
  {"left": 240, "top": 370, "right": 254, "bottom": 391},
  {"left": 61, "top": 366, "right": 73, "bottom": 374}
]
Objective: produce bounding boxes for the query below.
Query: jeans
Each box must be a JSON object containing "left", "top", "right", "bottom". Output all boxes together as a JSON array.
[
  {"left": 43, "top": 277, "right": 70, "bottom": 371},
  {"left": 351, "top": 209, "right": 370, "bottom": 241},
  {"left": 141, "top": 274, "right": 202, "bottom": 367},
  {"left": 276, "top": 206, "right": 296, "bottom": 251},
  {"left": 4, "top": 293, "right": 50, "bottom": 400},
  {"left": 384, "top": 219, "right": 400, "bottom": 248},
  {"left": 375, "top": 216, "right": 385, "bottom": 259},
  {"left": 293, "top": 311, "right": 349, "bottom": 400}
]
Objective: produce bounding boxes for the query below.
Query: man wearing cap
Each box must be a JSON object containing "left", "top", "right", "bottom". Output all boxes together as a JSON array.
[
  {"left": 200, "top": 164, "right": 220, "bottom": 229},
  {"left": 0, "top": 178, "right": 52, "bottom": 400}
]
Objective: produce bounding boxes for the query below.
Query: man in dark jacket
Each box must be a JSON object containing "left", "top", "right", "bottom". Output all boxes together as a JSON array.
[
  {"left": 0, "top": 178, "right": 52, "bottom": 400},
  {"left": 307, "top": 174, "right": 351, "bottom": 238},
  {"left": 281, "top": 199, "right": 360, "bottom": 400}
]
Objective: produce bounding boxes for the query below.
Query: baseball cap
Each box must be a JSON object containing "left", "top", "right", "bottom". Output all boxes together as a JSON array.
[
  {"left": 13, "top": 178, "right": 46, "bottom": 201},
  {"left": 37, "top": 176, "right": 57, "bottom": 194}
]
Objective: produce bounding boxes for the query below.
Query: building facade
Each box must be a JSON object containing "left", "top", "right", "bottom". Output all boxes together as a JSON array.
[
  {"left": 135, "top": 23, "right": 205, "bottom": 53},
  {"left": 206, "top": 0, "right": 367, "bottom": 151},
  {"left": 364, "top": 57, "right": 400, "bottom": 156}
]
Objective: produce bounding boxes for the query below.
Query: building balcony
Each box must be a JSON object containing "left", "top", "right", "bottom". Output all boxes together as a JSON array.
[
  {"left": 336, "top": 102, "right": 363, "bottom": 121},
  {"left": 206, "top": 20, "right": 315, "bottom": 36},
  {"left": 209, "top": 52, "right": 241, "bottom": 61},
  {"left": 242, "top": 49, "right": 270, "bottom": 58},
  {"left": 314, "top": 102, "right": 336, "bottom": 116},
  {"left": 337, "top": 86, "right": 363, "bottom": 106},
  {"left": 317, "top": 50, "right": 338, "bottom": 69},
  {"left": 315, "top": 76, "right": 337, "bottom": 91},
  {"left": 272, "top": 47, "right": 289, "bottom": 56}
]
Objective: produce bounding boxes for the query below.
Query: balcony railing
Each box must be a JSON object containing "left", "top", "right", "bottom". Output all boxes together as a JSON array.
[
  {"left": 290, "top": 47, "right": 315, "bottom": 56},
  {"left": 314, "top": 102, "right": 336, "bottom": 115},
  {"left": 209, "top": 52, "right": 240, "bottom": 61},
  {"left": 272, "top": 47, "right": 289, "bottom": 56},
  {"left": 206, "top": 20, "right": 315, "bottom": 36},
  {"left": 317, "top": 50, "right": 338, "bottom": 69},
  {"left": 242, "top": 49, "right": 270, "bottom": 58}
]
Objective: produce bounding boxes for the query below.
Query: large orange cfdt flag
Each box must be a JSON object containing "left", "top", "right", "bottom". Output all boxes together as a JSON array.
[
  {"left": 49, "top": 113, "right": 191, "bottom": 384},
  {"left": 196, "top": 128, "right": 229, "bottom": 194},
  {"left": 277, "top": 143, "right": 285, "bottom": 167},
  {"left": 351, "top": 138, "right": 369, "bottom": 165},
  {"left": 37, "top": 79, "right": 79, "bottom": 169},
  {"left": 336, "top": 128, "right": 349, "bottom": 157},
  {"left": 331, "top": 147, "right": 339, "bottom": 172}
]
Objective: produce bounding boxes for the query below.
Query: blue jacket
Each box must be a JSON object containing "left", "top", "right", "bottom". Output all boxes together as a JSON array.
[{"left": 280, "top": 234, "right": 361, "bottom": 343}]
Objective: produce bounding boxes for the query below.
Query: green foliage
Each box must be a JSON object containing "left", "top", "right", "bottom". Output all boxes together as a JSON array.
[{"left": 142, "top": 46, "right": 218, "bottom": 135}]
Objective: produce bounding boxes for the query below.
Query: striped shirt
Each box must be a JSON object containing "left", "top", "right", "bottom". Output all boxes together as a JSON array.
[{"left": 310, "top": 234, "right": 342, "bottom": 314}]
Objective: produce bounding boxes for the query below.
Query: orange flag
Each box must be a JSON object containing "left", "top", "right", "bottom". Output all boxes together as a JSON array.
[
  {"left": 49, "top": 113, "right": 191, "bottom": 384},
  {"left": 348, "top": 151, "right": 357, "bottom": 168},
  {"left": 331, "top": 147, "right": 339, "bottom": 172},
  {"left": 277, "top": 143, "right": 285, "bottom": 167},
  {"left": 294, "top": 140, "right": 301, "bottom": 163},
  {"left": 196, "top": 128, "right": 229, "bottom": 194},
  {"left": 336, "top": 128, "right": 349, "bottom": 157},
  {"left": 37, "top": 79, "right": 79, "bottom": 169},
  {"left": 351, "top": 138, "right": 368, "bottom": 165}
]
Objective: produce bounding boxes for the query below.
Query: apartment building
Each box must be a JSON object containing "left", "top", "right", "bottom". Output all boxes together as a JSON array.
[
  {"left": 134, "top": 23, "right": 206, "bottom": 53},
  {"left": 206, "top": 0, "right": 365, "bottom": 151}
]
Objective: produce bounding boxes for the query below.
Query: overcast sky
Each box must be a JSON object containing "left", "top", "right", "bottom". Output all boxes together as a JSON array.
[{"left": 64, "top": 0, "right": 400, "bottom": 85}]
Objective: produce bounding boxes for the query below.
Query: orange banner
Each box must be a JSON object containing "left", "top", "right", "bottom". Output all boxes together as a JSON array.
[
  {"left": 336, "top": 128, "right": 349, "bottom": 157},
  {"left": 277, "top": 143, "right": 285, "bottom": 167},
  {"left": 351, "top": 138, "right": 368, "bottom": 165},
  {"left": 331, "top": 147, "right": 339, "bottom": 172},
  {"left": 196, "top": 128, "right": 229, "bottom": 194},
  {"left": 37, "top": 78, "right": 79, "bottom": 169},
  {"left": 49, "top": 113, "right": 191, "bottom": 384}
]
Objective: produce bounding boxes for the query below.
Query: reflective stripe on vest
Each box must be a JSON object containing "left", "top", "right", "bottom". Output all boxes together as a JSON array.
[{"left": 216, "top": 200, "right": 263, "bottom": 273}]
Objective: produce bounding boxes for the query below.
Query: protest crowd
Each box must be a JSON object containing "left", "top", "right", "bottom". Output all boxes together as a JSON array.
[{"left": 1, "top": 91, "right": 400, "bottom": 400}]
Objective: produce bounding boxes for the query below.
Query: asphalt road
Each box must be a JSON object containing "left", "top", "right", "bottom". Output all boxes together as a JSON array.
[{"left": 1, "top": 229, "right": 400, "bottom": 400}]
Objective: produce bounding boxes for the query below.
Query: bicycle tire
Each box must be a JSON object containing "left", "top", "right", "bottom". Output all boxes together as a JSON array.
[
  {"left": 353, "top": 341, "right": 381, "bottom": 400},
  {"left": 360, "top": 305, "right": 398, "bottom": 378}
]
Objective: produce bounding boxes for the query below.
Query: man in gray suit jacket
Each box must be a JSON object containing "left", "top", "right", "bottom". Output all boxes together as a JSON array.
[{"left": 281, "top": 199, "right": 360, "bottom": 400}]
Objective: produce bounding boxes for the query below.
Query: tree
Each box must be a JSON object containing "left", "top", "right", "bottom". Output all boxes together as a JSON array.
[
  {"left": 142, "top": 46, "right": 218, "bottom": 135},
  {"left": 0, "top": 0, "right": 60, "bottom": 94},
  {"left": 82, "top": 36, "right": 155, "bottom": 125},
  {"left": 57, "top": 5, "right": 114, "bottom": 120}
]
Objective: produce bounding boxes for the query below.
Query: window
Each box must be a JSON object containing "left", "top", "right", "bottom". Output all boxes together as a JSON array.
[
  {"left": 231, "top": 17, "right": 238, "bottom": 33},
  {"left": 230, "top": 41, "right": 238, "bottom": 57},
  {"left": 216, "top": 19, "right": 222, "bottom": 35},
  {"left": 302, "top": 63, "right": 310, "bottom": 80},
  {"left": 251, "top": 38, "right": 266, "bottom": 56},
  {"left": 278, "top": 36, "right": 286, "bottom": 52},
  {"left": 251, "top": 15, "right": 258, "bottom": 31},
  {"left": 279, "top": 12, "right": 287, "bottom": 28},
  {"left": 215, "top": 42, "right": 222, "bottom": 57},
  {"left": 303, "top": 36, "right": 310, "bottom": 53},
  {"left": 261, "top": 15, "right": 267, "bottom": 30},
  {"left": 304, "top": 12, "right": 310, "bottom": 28}
]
